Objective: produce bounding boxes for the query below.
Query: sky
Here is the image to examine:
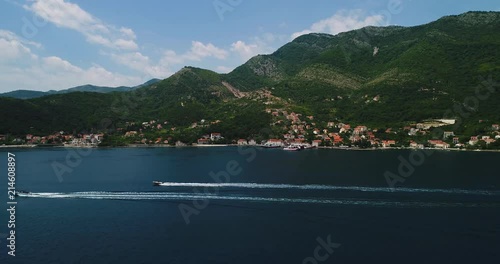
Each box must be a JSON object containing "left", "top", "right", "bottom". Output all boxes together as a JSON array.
[{"left": 0, "top": 0, "right": 498, "bottom": 92}]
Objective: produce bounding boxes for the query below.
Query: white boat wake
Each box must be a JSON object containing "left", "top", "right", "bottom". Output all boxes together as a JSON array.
[
  {"left": 16, "top": 186, "right": 500, "bottom": 208},
  {"left": 155, "top": 182, "right": 499, "bottom": 195}
]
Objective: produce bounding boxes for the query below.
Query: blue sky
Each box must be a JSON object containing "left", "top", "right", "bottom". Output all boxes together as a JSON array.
[{"left": 0, "top": 0, "right": 498, "bottom": 92}]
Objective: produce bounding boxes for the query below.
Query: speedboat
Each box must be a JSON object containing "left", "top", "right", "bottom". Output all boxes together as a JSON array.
[
  {"left": 15, "top": 190, "right": 31, "bottom": 197},
  {"left": 152, "top": 181, "right": 163, "bottom": 186}
]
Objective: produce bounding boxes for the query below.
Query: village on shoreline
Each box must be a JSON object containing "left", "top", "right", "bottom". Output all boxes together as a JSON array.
[{"left": 1, "top": 110, "right": 500, "bottom": 152}]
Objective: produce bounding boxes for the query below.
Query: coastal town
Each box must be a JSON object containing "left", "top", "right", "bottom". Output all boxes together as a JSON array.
[{"left": 1, "top": 109, "right": 499, "bottom": 151}]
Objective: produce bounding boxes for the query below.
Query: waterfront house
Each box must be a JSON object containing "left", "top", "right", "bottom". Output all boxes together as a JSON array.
[
  {"left": 350, "top": 135, "right": 362, "bottom": 142},
  {"left": 453, "top": 137, "right": 460, "bottom": 144},
  {"left": 197, "top": 138, "right": 210, "bottom": 145},
  {"left": 484, "top": 138, "right": 496, "bottom": 145},
  {"left": 332, "top": 134, "right": 343, "bottom": 144},
  {"left": 210, "top": 133, "right": 222, "bottom": 141},
  {"left": 248, "top": 139, "right": 257, "bottom": 146},
  {"left": 312, "top": 140, "right": 322, "bottom": 148},
  {"left": 95, "top": 134, "right": 104, "bottom": 141},
  {"left": 469, "top": 136, "right": 479, "bottom": 145},
  {"left": 265, "top": 139, "right": 284, "bottom": 147},
  {"left": 294, "top": 139, "right": 306, "bottom": 144},
  {"left": 176, "top": 141, "right": 187, "bottom": 147},
  {"left": 428, "top": 140, "right": 450, "bottom": 149},
  {"left": 381, "top": 140, "right": 396, "bottom": 148},
  {"left": 352, "top": 127, "right": 362, "bottom": 135},
  {"left": 237, "top": 139, "right": 248, "bottom": 145}
]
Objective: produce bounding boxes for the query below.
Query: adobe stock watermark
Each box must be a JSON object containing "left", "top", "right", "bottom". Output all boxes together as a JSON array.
[
  {"left": 21, "top": 11, "right": 47, "bottom": 40},
  {"left": 213, "top": 0, "right": 243, "bottom": 21},
  {"left": 51, "top": 90, "right": 144, "bottom": 183},
  {"left": 4, "top": 0, "right": 48, "bottom": 41},
  {"left": 178, "top": 128, "right": 270, "bottom": 225},
  {"left": 178, "top": 143, "right": 258, "bottom": 224},
  {"left": 302, "top": 235, "right": 341, "bottom": 264},
  {"left": 384, "top": 75, "right": 498, "bottom": 188}
]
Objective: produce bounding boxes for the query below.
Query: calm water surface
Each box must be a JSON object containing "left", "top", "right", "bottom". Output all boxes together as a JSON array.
[{"left": 0, "top": 147, "right": 499, "bottom": 263}]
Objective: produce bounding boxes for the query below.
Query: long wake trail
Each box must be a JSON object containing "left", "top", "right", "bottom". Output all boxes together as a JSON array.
[{"left": 17, "top": 183, "right": 500, "bottom": 208}]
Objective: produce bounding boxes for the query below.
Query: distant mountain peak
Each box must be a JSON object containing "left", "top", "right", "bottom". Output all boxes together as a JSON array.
[{"left": 439, "top": 11, "right": 500, "bottom": 25}]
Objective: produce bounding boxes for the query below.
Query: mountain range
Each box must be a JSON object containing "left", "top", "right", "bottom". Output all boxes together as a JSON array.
[
  {"left": 0, "top": 79, "right": 161, "bottom": 100},
  {"left": 1, "top": 11, "right": 499, "bottom": 138}
]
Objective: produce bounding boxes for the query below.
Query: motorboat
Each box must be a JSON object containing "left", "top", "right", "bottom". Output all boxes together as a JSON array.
[
  {"left": 15, "top": 190, "right": 31, "bottom": 197},
  {"left": 153, "top": 181, "right": 163, "bottom": 186},
  {"left": 283, "top": 146, "right": 300, "bottom": 151}
]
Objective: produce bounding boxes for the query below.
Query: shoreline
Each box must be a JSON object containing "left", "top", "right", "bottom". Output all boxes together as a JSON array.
[{"left": 2, "top": 144, "right": 500, "bottom": 153}]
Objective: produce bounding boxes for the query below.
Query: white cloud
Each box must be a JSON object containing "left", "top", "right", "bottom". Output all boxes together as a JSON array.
[
  {"left": 0, "top": 29, "right": 42, "bottom": 49},
  {"left": 110, "top": 51, "right": 172, "bottom": 78},
  {"left": 230, "top": 33, "right": 286, "bottom": 61},
  {"left": 110, "top": 41, "right": 229, "bottom": 79},
  {"left": 185, "top": 41, "right": 229, "bottom": 61},
  {"left": 119, "top": 27, "right": 136, "bottom": 39},
  {"left": 216, "top": 66, "right": 233, "bottom": 73},
  {"left": 0, "top": 30, "right": 40, "bottom": 62},
  {"left": 231, "top": 40, "right": 261, "bottom": 61},
  {"left": 24, "top": 0, "right": 138, "bottom": 50},
  {"left": 0, "top": 30, "right": 140, "bottom": 92},
  {"left": 113, "top": 38, "right": 139, "bottom": 50},
  {"left": 291, "top": 10, "right": 385, "bottom": 39}
]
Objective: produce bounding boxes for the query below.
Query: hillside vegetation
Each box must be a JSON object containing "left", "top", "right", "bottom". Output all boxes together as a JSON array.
[{"left": 1, "top": 11, "right": 499, "bottom": 138}]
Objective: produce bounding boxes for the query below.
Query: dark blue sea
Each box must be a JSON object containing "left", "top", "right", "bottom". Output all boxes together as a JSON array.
[{"left": 1, "top": 147, "right": 499, "bottom": 263}]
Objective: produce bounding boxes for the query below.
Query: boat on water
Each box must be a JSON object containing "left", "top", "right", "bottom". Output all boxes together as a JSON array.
[
  {"left": 15, "top": 190, "right": 31, "bottom": 197},
  {"left": 283, "top": 146, "right": 301, "bottom": 151},
  {"left": 153, "top": 181, "right": 163, "bottom": 186}
]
